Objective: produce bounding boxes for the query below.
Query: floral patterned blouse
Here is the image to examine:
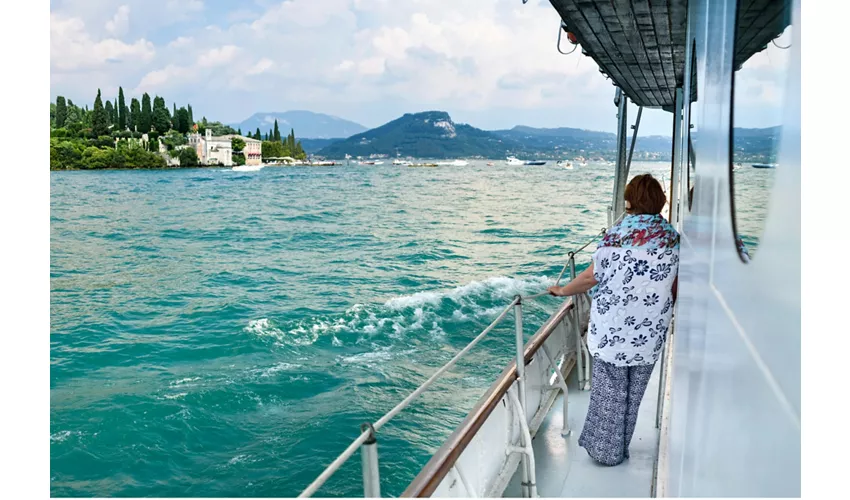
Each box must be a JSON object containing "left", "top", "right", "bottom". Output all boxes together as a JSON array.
[{"left": 588, "top": 214, "right": 680, "bottom": 366}]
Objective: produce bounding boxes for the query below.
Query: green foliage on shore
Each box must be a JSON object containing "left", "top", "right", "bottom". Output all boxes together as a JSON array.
[
  {"left": 50, "top": 138, "right": 166, "bottom": 170},
  {"left": 261, "top": 128, "right": 306, "bottom": 160},
  {"left": 51, "top": 89, "right": 307, "bottom": 169}
]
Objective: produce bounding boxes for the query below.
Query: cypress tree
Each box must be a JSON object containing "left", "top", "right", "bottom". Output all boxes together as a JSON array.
[
  {"left": 152, "top": 96, "right": 171, "bottom": 134},
  {"left": 273, "top": 119, "right": 281, "bottom": 142},
  {"left": 140, "top": 93, "right": 152, "bottom": 133},
  {"left": 92, "top": 89, "right": 109, "bottom": 137},
  {"left": 187, "top": 104, "right": 194, "bottom": 127},
  {"left": 237, "top": 127, "right": 242, "bottom": 136},
  {"left": 176, "top": 107, "right": 190, "bottom": 134},
  {"left": 117, "top": 87, "right": 127, "bottom": 130},
  {"left": 130, "top": 98, "right": 140, "bottom": 131},
  {"left": 255, "top": 127, "right": 261, "bottom": 140},
  {"left": 55, "top": 96, "right": 67, "bottom": 128},
  {"left": 104, "top": 100, "right": 114, "bottom": 126},
  {"left": 172, "top": 103, "right": 177, "bottom": 119}
]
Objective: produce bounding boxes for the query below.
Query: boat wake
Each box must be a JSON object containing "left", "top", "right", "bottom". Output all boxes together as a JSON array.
[{"left": 242, "top": 275, "right": 557, "bottom": 349}]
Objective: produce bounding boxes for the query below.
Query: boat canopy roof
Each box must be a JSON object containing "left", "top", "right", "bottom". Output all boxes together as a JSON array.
[{"left": 549, "top": 0, "right": 791, "bottom": 109}]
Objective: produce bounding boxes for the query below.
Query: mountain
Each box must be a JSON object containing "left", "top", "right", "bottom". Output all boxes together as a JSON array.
[
  {"left": 317, "top": 111, "right": 521, "bottom": 159},
  {"left": 492, "top": 125, "right": 617, "bottom": 151},
  {"left": 300, "top": 138, "right": 344, "bottom": 154},
  {"left": 232, "top": 111, "right": 367, "bottom": 139}
]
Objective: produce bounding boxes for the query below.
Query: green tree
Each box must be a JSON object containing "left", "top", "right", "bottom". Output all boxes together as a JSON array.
[
  {"left": 261, "top": 140, "right": 286, "bottom": 159},
  {"left": 117, "top": 87, "right": 127, "bottom": 130},
  {"left": 288, "top": 128, "right": 296, "bottom": 153},
  {"left": 104, "top": 100, "right": 114, "bottom": 126},
  {"left": 92, "top": 89, "right": 109, "bottom": 137},
  {"left": 187, "top": 104, "right": 194, "bottom": 127},
  {"left": 273, "top": 119, "right": 281, "bottom": 142},
  {"left": 178, "top": 147, "right": 199, "bottom": 167},
  {"left": 172, "top": 103, "right": 177, "bottom": 119},
  {"left": 255, "top": 127, "right": 261, "bottom": 140},
  {"left": 55, "top": 96, "right": 68, "bottom": 128},
  {"left": 129, "top": 98, "right": 141, "bottom": 132},
  {"left": 175, "top": 107, "right": 190, "bottom": 134},
  {"left": 152, "top": 96, "right": 171, "bottom": 134},
  {"left": 231, "top": 137, "right": 246, "bottom": 152},
  {"left": 140, "top": 93, "right": 152, "bottom": 133}
]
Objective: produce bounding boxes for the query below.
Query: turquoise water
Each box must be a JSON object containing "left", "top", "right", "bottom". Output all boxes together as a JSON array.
[{"left": 51, "top": 160, "right": 678, "bottom": 497}]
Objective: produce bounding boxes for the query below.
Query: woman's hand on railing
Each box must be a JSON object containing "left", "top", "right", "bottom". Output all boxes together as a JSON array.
[{"left": 547, "top": 285, "right": 566, "bottom": 297}]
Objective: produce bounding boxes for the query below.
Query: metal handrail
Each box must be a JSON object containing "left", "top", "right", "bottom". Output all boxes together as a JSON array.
[
  {"left": 298, "top": 296, "right": 521, "bottom": 497},
  {"left": 300, "top": 228, "right": 609, "bottom": 497},
  {"left": 522, "top": 228, "right": 607, "bottom": 302}
]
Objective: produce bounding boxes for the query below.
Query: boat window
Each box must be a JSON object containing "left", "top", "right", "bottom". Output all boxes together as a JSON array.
[
  {"left": 687, "top": 40, "right": 697, "bottom": 212},
  {"left": 729, "top": 0, "right": 792, "bottom": 261}
]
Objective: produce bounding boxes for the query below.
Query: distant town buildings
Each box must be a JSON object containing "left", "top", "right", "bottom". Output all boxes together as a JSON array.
[
  {"left": 188, "top": 129, "right": 233, "bottom": 166},
  {"left": 220, "top": 134, "right": 262, "bottom": 165},
  {"left": 185, "top": 131, "right": 263, "bottom": 166}
]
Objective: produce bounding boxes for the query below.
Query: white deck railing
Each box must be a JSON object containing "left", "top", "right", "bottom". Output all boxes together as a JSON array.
[{"left": 298, "top": 230, "right": 606, "bottom": 498}]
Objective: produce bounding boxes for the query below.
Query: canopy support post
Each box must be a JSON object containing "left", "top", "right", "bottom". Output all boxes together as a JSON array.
[
  {"left": 611, "top": 89, "right": 629, "bottom": 221},
  {"left": 669, "top": 87, "right": 685, "bottom": 225}
]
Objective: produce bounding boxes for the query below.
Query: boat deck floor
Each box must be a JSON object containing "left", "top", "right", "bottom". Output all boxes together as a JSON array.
[{"left": 503, "top": 361, "right": 661, "bottom": 497}]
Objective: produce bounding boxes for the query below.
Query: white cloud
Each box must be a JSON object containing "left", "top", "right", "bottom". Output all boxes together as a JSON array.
[
  {"left": 51, "top": 0, "right": 680, "bottom": 132},
  {"left": 247, "top": 58, "right": 274, "bottom": 75},
  {"left": 168, "top": 36, "right": 194, "bottom": 48},
  {"left": 196, "top": 45, "right": 240, "bottom": 67},
  {"left": 104, "top": 5, "right": 130, "bottom": 36},
  {"left": 51, "top": 12, "right": 155, "bottom": 71}
]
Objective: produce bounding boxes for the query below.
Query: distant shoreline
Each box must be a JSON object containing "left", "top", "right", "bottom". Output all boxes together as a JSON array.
[{"left": 50, "top": 158, "right": 674, "bottom": 172}]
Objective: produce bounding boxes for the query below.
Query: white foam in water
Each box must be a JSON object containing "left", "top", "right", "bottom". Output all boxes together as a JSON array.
[
  {"left": 51, "top": 430, "right": 73, "bottom": 442},
  {"left": 170, "top": 377, "right": 201, "bottom": 387},
  {"left": 384, "top": 275, "right": 554, "bottom": 311},
  {"left": 257, "top": 362, "right": 301, "bottom": 378}
]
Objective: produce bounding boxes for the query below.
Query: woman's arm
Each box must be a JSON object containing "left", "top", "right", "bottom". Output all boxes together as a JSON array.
[
  {"left": 672, "top": 276, "right": 679, "bottom": 304},
  {"left": 548, "top": 263, "right": 598, "bottom": 297}
]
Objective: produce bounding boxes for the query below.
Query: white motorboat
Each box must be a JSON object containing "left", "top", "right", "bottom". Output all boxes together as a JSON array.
[{"left": 231, "top": 164, "right": 263, "bottom": 172}]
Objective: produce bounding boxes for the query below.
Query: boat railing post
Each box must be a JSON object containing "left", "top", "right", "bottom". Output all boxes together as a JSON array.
[
  {"left": 568, "top": 253, "right": 586, "bottom": 390},
  {"left": 360, "top": 423, "right": 381, "bottom": 498},
  {"left": 514, "top": 295, "right": 527, "bottom": 420}
]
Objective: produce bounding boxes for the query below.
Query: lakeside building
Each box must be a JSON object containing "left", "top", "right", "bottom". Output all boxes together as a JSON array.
[
  {"left": 219, "top": 134, "right": 262, "bottom": 165},
  {"left": 188, "top": 129, "right": 233, "bottom": 166}
]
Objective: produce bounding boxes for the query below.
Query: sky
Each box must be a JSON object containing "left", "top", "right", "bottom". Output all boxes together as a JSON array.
[{"left": 49, "top": 0, "right": 789, "bottom": 136}]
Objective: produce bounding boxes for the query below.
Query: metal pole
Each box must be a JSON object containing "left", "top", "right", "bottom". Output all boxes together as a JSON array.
[
  {"left": 669, "top": 87, "right": 684, "bottom": 225},
  {"left": 514, "top": 296, "right": 527, "bottom": 420},
  {"left": 542, "top": 343, "right": 571, "bottom": 436},
  {"left": 360, "top": 423, "right": 381, "bottom": 497},
  {"left": 568, "top": 254, "right": 585, "bottom": 391},
  {"left": 611, "top": 89, "right": 629, "bottom": 220},
  {"left": 627, "top": 106, "right": 643, "bottom": 173}
]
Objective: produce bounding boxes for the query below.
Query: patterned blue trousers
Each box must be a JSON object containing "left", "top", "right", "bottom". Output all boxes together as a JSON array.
[{"left": 578, "top": 358, "right": 656, "bottom": 466}]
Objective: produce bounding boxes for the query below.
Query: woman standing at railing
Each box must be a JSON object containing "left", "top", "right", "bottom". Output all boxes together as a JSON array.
[{"left": 548, "top": 173, "right": 679, "bottom": 466}]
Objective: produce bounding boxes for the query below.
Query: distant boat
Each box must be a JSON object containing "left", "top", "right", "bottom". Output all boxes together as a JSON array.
[
  {"left": 751, "top": 163, "right": 777, "bottom": 169},
  {"left": 578, "top": 161, "right": 588, "bottom": 167},
  {"left": 437, "top": 159, "right": 469, "bottom": 167},
  {"left": 392, "top": 159, "right": 412, "bottom": 166},
  {"left": 311, "top": 160, "right": 336, "bottom": 166},
  {"left": 557, "top": 160, "right": 573, "bottom": 169},
  {"left": 409, "top": 163, "right": 438, "bottom": 168},
  {"left": 507, "top": 156, "right": 546, "bottom": 166},
  {"left": 373, "top": 161, "right": 384, "bottom": 165},
  {"left": 359, "top": 160, "right": 375, "bottom": 165},
  {"left": 232, "top": 164, "right": 263, "bottom": 172},
  {"left": 486, "top": 162, "right": 495, "bottom": 166}
]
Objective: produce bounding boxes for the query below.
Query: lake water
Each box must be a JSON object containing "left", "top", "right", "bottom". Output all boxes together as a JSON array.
[{"left": 50, "top": 161, "right": 770, "bottom": 496}]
